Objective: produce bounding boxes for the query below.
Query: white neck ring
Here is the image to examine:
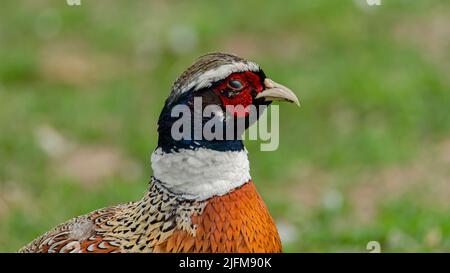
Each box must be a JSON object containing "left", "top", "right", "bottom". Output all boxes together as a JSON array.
[{"left": 151, "top": 148, "right": 251, "bottom": 201}]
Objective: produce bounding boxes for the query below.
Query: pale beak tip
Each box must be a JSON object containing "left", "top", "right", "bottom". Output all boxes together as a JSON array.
[{"left": 259, "top": 78, "right": 301, "bottom": 108}]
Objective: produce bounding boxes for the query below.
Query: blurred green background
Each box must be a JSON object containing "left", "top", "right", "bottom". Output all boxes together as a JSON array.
[{"left": 1, "top": 0, "right": 449, "bottom": 252}]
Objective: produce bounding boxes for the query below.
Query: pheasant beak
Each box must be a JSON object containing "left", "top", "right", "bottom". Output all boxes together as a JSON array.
[{"left": 255, "top": 78, "right": 300, "bottom": 107}]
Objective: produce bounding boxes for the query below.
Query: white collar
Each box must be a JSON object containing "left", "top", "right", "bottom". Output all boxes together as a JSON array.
[{"left": 151, "top": 147, "right": 251, "bottom": 201}]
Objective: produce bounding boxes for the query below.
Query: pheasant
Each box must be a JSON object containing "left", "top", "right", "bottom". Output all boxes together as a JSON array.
[{"left": 19, "top": 52, "right": 300, "bottom": 253}]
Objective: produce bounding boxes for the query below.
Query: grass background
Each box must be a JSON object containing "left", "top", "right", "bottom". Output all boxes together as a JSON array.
[{"left": 1, "top": 0, "right": 449, "bottom": 252}]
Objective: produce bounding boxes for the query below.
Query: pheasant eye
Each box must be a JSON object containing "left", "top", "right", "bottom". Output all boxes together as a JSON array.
[{"left": 228, "top": 79, "right": 243, "bottom": 90}]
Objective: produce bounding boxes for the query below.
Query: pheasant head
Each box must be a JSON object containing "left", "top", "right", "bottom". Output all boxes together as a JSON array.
[{"left": 153, "top": 52, "right": 299, "bottom": 200}]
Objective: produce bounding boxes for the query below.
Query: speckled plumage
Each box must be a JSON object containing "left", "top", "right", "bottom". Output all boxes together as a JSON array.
[
  {"left": 19, "top": 179, "right": 280, "bottom": 253},
  {"left": 20, "top": 179, "right": 206, "bottom": 253}
]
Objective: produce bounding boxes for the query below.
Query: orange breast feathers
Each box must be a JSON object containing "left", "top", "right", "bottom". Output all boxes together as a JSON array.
[{"left": 154, "top": 181, "right": 282, "bottom": 253}]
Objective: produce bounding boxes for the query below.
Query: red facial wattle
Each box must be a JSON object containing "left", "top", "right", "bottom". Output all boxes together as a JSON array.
[{"left": 212, "top": 71, "right": 263, "bottom": 118}]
